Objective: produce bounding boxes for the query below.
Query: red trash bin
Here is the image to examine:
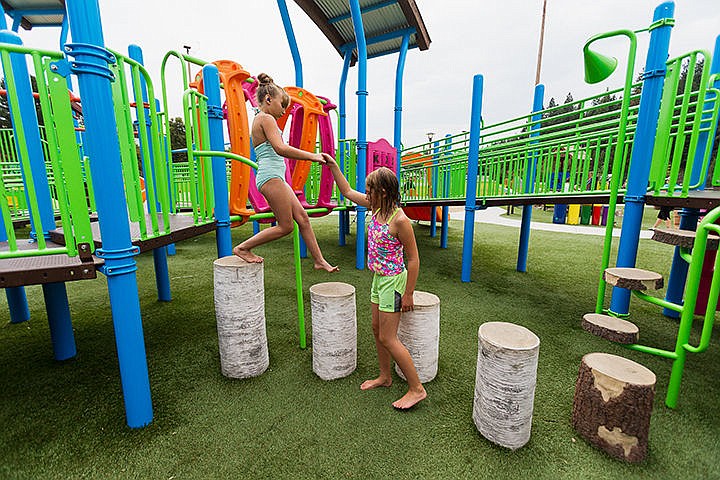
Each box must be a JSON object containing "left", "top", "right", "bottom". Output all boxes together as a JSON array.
[{"left": 591, "top": 205, "right": 602, "bottom": 225}]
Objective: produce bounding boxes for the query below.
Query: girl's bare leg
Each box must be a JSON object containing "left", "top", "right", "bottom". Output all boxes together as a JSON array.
[
  {"left": 290, "top": 195, "right": 338, "bottom": 272},
  {"left": 360, "top": 303, "right": 393, "bottom": 390},
  {"left": 233, "top": 179, "right": 295, "bottom": 262},
  {"left": 378, "top": 310, "right": 426, "bottom": 409}
]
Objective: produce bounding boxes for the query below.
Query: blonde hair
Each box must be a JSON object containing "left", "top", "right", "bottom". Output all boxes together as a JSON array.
[
  {"left": 256, "top": 73, "right": 290, "bottom": 109},
  {"left": 366, "top": 167, "right": 400, "bottom": 219}
]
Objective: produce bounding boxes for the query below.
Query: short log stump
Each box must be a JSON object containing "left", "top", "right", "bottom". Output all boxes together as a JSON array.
[
  {"left": 310, "top": 282, "right": 357, "bottom": 380},
  {"left": 395, "top": 291, "right": 440, "bottom": 383},
  {"left": 213, "top": 256, "right": 269, "bottom": 379},
  {"left": 572, "top": 352, "right": 655, "bottom": 463},
  {"left": 473, "top": 322, "right": 540, "bottom": 450}
]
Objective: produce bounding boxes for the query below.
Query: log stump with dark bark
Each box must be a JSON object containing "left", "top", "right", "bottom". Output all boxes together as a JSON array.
[{"left": 572, "top": 352, "right": 656, "bottom": 463}]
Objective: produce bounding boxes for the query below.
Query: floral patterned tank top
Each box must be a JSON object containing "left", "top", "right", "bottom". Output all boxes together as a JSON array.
[{"left": 367, "top": 208, "right": 404, "bottom": 276}]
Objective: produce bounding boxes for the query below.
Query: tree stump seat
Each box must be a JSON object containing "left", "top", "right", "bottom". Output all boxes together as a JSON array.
[
  {"left": 651, "top": 228, "right": 720, "bottom": 250},
  {"left": 473, "top": 322, "right": 540, "bottom": 450},
  {"left": 573, "top": 353, "right": 655, "bottom": 463},
  {"left": 604, "top": 267, "right": 663, "bottom": 291},
  {"left": 213, "top": 256, "right": 269, "bottom": 379},
  {"left": 309, "top": 282, "right": 357, "bottom": 380},
  {"left": 395, "top": 291, "right": 440, "bottom": 383},
  {"left": 582, "top": 313, "right": 639, "bottom": 344}
]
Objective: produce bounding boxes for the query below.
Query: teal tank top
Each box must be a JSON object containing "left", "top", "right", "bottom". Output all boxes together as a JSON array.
[{"left": 254, "top": 141, "right": 287, "bottom": 190}]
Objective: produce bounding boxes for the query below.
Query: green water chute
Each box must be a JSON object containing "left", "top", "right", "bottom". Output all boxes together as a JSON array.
[{"left": 583, "top": 46, "right": 618, "bottom": 84}]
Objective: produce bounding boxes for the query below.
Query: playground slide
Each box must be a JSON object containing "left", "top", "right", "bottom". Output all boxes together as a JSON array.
[
  {"left": 399, "top": 151, "right": 441, "bottom": 221},
  {"left": 403, "top": 206, "right": 442, "bottom": 222}
]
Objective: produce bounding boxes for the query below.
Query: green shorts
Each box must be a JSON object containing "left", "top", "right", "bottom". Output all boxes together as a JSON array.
[{"left": 370, "top": 270, "right": 407, "bottom": 313}]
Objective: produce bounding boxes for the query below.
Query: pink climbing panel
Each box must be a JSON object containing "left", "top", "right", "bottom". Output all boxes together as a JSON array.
[{"left": 366, "top": 138, "right": 397, "bottom": 174}]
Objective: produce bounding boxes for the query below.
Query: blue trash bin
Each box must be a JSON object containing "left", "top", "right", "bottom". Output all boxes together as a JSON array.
[{"left": 553, "top": 204, "right": 568, "bottom": 224}]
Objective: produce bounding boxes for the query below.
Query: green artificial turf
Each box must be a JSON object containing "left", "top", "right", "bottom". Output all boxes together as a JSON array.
[{"left": 0, "top": 216, "right": 718, "bottom": 479}]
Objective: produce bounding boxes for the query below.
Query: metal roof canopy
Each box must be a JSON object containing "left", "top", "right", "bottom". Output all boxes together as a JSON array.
[
  {"left": 0, "top": 0, "right": 65, "bottom": 30},
  {"left": 293, "top": 0, "right": 430, "bottom": 64}
]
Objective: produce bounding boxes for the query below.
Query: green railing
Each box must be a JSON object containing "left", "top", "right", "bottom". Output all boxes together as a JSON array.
[
  {"left": 181, "top": 88, "right": 216, "bottom": 225},
  {"left": 0, "top": 43, "right": 93, "bottom": 258},
  {"left": 649, "top": 50, "right": 720, "bottom": 195},
  {"left": 109, "top": 50, "right": 176, "bottom": 240},
  {"left": 400, "top": 86, "right": 641, "bottom": 204}
]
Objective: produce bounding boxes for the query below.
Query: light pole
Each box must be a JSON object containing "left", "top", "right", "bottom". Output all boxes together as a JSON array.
[
  {"left": 535, "top": 0, "right": 548, "bottom": 85},
  {"left": 183, "top": 45, "right": 192, "bottom": 85}
]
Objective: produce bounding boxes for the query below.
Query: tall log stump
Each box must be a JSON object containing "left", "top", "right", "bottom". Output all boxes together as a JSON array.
[
  {"left": 213, "top": 256, "right": 269, "bottom": 379},
  {"left": 473, "top": 322, "right": 540, "bottom": 450},
  {"left": 309, "top": 282, "right": 357, "bottom": 380},
  {"left": 572, "top": 353, "right": 656, "bottom": 463},
  {"left": 395, "top": 291, "right": 440, "bottom": 383}
]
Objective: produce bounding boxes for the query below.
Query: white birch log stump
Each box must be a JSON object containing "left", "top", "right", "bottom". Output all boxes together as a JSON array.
[
  {"left": 394, "top": 291, "right": 440, "bottom": 383},
  {"left": 572, "top": 352, "right": 655, "bottom": 463},
  {"left": 213, "top": 256, "right": 269, "bottom": 379},
  {"left": 309, "top": 282, "right": 357, "bottom": 380},
  {"left": 473, "top": 321, "right": 540, "bottom": 450}
]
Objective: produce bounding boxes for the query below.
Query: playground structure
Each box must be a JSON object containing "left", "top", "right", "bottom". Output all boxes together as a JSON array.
[
  {"left": 0, "top": 0, "right": 429, "bottom": 429},
  {"left": 0, "top": 0, "right": 719, "bottom": 431}
]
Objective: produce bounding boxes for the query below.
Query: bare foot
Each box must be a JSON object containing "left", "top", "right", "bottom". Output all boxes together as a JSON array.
[
  {"left": 233, "top": 246, "right": 263, "bottom": 263},
  {"left": 392, "top": 388, "right": 427, "bottom": 410},
  {"left": 314, "top": 260, "right": 339, "bottom": 272},
  {"left": 360, "top": 377, "right": 392, "bottom": 390}
]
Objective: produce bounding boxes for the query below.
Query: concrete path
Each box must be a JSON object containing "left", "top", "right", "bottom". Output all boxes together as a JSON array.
[{"left": 447, "top": 206, "right": 653, "bottom": 239}]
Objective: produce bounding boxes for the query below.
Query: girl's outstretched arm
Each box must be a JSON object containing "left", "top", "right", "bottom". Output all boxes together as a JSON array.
[
  {"left": 261, "top": 115, "right": 327, "bottom": 164},
  {"left": 325, "top": 156, "right": 370, "bottom": 208},
  {"left": 396, "top": 213, "right": 419, "bottom": 311}
]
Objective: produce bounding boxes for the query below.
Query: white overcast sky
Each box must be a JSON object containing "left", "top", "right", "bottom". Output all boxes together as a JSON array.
[{"left": 11, "top": 0, "right": 720, "bottom": 147}]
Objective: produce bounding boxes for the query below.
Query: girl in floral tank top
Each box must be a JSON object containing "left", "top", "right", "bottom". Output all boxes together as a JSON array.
[
  {"left": 368, "top": 208, "right": 405, "bottom": 275},
  {"left": 325, "top": 163, "right": 426, "bottom": 410}
]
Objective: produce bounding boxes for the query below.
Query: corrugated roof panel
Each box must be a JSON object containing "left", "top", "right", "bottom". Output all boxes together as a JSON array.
[
  {"left": 22, "top": 13, "right": 62, "bottom": 25},
  {"left": 1, "top": 0, "right": 66, "bottom": 29},
  {"left": 293, "top": 0, "right": 430, "bottom": 63}
]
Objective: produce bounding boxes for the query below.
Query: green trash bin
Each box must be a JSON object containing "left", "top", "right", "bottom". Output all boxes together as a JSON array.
[{"left": 580, "top": 205, "right": 592, "bottom": 225}]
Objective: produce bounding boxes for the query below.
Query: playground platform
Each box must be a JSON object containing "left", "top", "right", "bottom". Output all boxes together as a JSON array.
[{"left": 50, "top": 213, "right": 217, "bottom": 253}]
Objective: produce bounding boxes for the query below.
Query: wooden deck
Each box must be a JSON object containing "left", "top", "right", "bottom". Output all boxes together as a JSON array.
[
  {"left": 0, "top": 241, "right": 101, "bottom": 288},
  {"left": 50, "top": 213, "right": 217, "bottom": 253}
]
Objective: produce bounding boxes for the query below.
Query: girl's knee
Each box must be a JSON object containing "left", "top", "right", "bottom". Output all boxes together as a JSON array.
[{"left": 277, "top": 221, "right": 294, "bottom": 235}]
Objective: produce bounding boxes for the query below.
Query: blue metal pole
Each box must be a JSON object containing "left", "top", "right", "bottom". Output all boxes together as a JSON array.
[
  {"left": 65, "top": 0, "right": 152, "bottom": 428},
  {"left": 394, "top": 33, "right": 410, "bottom": 177},
  {"left": 0, "top": 212, "right": 30, "bottom": 324},
  {"left": 461, "top": 75, "right": 484, "bottom": 282},
  {"left": 2, "top": 30, "right": 77, "bottom": 338},
  {"left": 349, "top": 0, "right": 368, "bottom": 270},
  {"left": 128, "top": 45, "right": 171, "bottom": 302},
  {"left": 0, "top": 30, "right": 56, "bottom": 239},
  {"left": 662, "top": 34, "right": 720, "bottom": 317},
  {"left": 609, "top": 2, "right": 674, "bottom": 315},
  {"left": 43, "top": 282, "right": 76, "bottom": 360},
  {"left": 338, "top": 50, "right": 352, "bottom": 246},
  {"left": 276, "top": 0, "right": 307, "bottom": 258},
  {"left": 277, "top": 0, "right": 303, "bottom": 87},
  {"left": 440, "top": 134, "right": 451, "bottom": 249},
  {"left": 689, "top": 35, "right": 720, "bottom": 187},
  {"left": 204, "top": 64, "right": 232, "bottom": 258},
  {"left": 517, "top": 84, "right": 545, "bottom": 272},
  {"left": 430, "top": 140, "right": 439, "bottom": 237},
  {"left": 6, "top": 287, "right": 30, "bottom": 324}
]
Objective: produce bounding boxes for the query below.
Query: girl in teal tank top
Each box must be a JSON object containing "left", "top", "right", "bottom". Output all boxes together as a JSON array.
[{"left": 233, "top": 73, "right": 338, "bottom": 273}]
